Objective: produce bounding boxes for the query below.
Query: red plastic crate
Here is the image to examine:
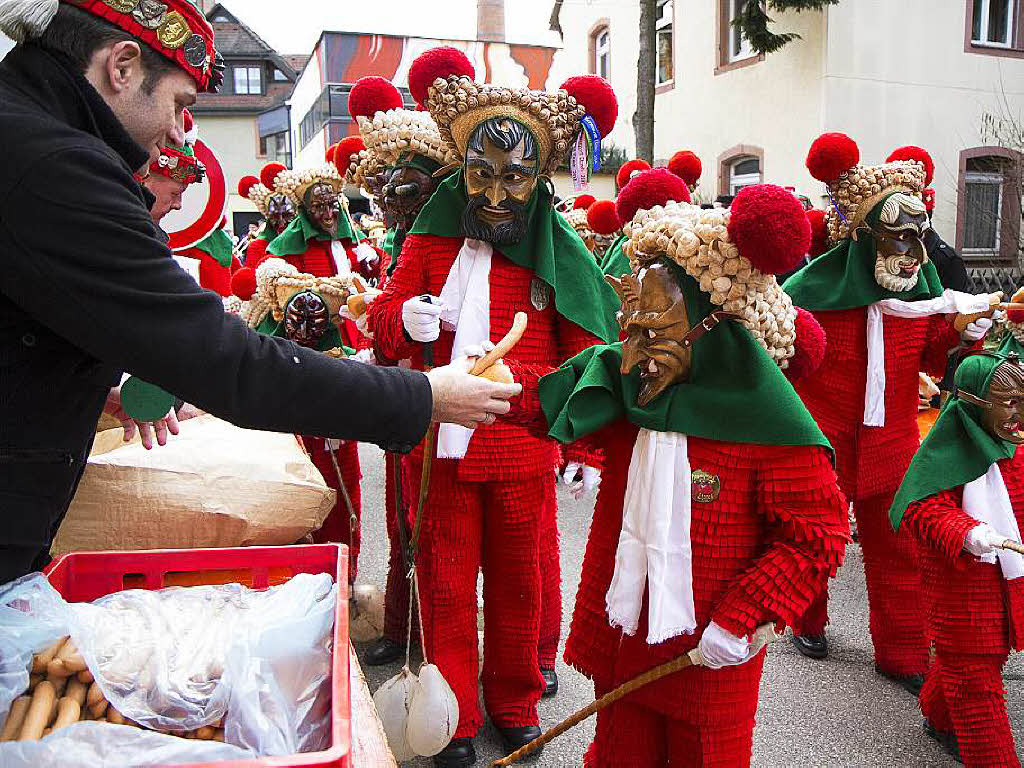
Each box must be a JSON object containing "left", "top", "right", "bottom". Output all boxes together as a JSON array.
[{"left": 45, "top": 544, "right": 351, "bottom": 768}]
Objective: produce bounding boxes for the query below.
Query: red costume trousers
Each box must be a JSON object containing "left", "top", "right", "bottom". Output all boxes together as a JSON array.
[
  {"left": 796, "top": 492, "right": 929, "bottom": 677},
  {"left": 306, "top": 437, "right": 361, "bottom": 583},
  {"left": 406, "top": 457, "right": 546, "bottom": 737}
]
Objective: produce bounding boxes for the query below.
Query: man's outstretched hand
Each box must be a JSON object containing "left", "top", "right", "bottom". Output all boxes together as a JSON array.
[
  {"left": 103, "top": 386, "right": 179, "bottom": 450},
  {"left": 427, "top": 356, "right": 521, "bottom": 429}
]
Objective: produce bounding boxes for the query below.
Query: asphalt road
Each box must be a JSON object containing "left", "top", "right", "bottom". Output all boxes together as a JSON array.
[{"left": 352, "top": 444, "right": 1023, "bottom": 767}]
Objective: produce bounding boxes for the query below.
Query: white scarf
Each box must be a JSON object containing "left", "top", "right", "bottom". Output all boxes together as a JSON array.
[
  {"left": 963, "top": 463, "right": 1024, "bottom": 580},
  {"left": 863, "top": 290, "right": 991, "bottom": 427},
  {"left": 330, "top": 241, "right": 352, "bottom": 276},
  {"left": 436, "top": 239, "right": 493, "bottom": 459},
  {"left": 606, "top": 429, "right": 696, "bottom": 644}
]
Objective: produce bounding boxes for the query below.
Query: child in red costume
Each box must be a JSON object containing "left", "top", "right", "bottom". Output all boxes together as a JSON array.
[
  {"left": 505, "top": 175, "right": 849, "bottom": 767},
  {"left": 892, "top": 352, "right": 1024, "bottom": 766},
  {"left": 784, "top": 135, "right": 997, "bottom": 688},
  {"left": 367, "top": 47, "right": 620, "bottom": 766}
]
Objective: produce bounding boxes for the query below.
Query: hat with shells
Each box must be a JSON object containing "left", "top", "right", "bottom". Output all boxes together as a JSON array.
[
  {"left": 275, "top": 163, "right": 345, "bottom": 209},
  {"left": 407, "top": 46, "right": 618, "bottom": 178},
  {"left": 616, "top": 169, "right": 824, "bottom": 378},
  {"left": 238, "top": 162, "right": 289, "bottom": 216},
  {"left": 806, "top": 133, "right": 928, "bottom": 242},
  {"left": 246, "top": 258, "right": 364, "bottom": 329}
]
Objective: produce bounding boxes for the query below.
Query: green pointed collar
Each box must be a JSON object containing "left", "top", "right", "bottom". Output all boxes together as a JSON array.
[
  {"left": 267, "top": 208, "right": 361, "bottom": 259},
  {"left": 194, "top": 228, "right": 234, "bottom": 267}
]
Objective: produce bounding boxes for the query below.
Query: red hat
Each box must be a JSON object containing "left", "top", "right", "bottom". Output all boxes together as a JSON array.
[
  {"left": 149, "top": 143, "right": 204, "bottom": 186},
  {"left": 332, "top": 135, "right": 367, "bottom": 176},
  {"left": 349, "top": 76, "right": 405, "bottom": 120},
  {"left": 260, "top": 162, "right": 288, "bottom": 191},
  {"left": 572, "top": 193, "right": 596, "bottom": 210},
  {"left": 667, "top": 151, "right": 702, "bottom": 188},
  {"left": 587, "top": 199, "right": 621, "bottom": 235},
  {"left": 727, "top": 184, "right": 811, "bottom": 276},
  {"left": 616, "top": 159, "right": 651, "bottom": 190},
  {"left": 408, "top": 46, "right": 475, "bottom": 107},
  {"left": 560, "top": 75, "right": 618, "bottom": 137},
  {"left": 806, "top": 133, "right": 860, "bottom": 184},
  {"left": 887, "top": 145, "right": 935, "bottom": 185},
  {"left": 616, "top": 168, "right": 691, "bottom": 224},
  {"left": 237, "top": 175, "right": 260, "bottom": 199}
]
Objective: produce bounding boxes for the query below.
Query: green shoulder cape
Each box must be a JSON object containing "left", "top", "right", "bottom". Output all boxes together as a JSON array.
[
  {"left": 410, "top": 171, "right": 620, "bottom": 344},
  {"left": 600, "top": 234, "right": 630, "bottom": 279},
  {"left": 267, "top": 209, "right": 362, "bottom": 259},
  {"left": 254, "top": 311, "right": 352, "bottom": 354},
  {"left": 889, "top": 352, "right": 1019, "bottom": 528},
  {"left": 194, "top": 228, "right": 234, "bottom": 267},
  {"left": 538, "top": 267, "right": 831, "bottom": 453}
]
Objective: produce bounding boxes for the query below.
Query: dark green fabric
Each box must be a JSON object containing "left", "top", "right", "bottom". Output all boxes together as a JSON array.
[
  {"left": 784, "top": 194, "right": 945, "bottom": 311},
  {"left": 384, "top": 226, "right": 406, "bottom": 276},
  {"left": 999, "top": 331, "right": 1024, "bottom": 357},
  {"left": 257, "top": 226, "right": 276, "bottom": 243},
  {"left": 410, "top": 170, "right": 620, "bottom": 344},
  {"left": 600, "top": 234, "right": 630, "bottom": 278},
  {"left": 393, "top": 152, "right": 442, "bottom": 177},
  {"left": 267, "top": 209, "right": 360, "bottom": 258},
  {"left": 194, "top": 228, "right": 234, "bottom": 267},
  {"left": 538, "top": 269, "right": 831, "bottom": 452},
  {"left": 120, "top": 376, "right": 176, "bottom": 422},
  {"left": 890, "top": 352, "right": 1018, "bottom": 528},
  {"left": 255, "top": 311, "right": 345, "bottom": 353}
]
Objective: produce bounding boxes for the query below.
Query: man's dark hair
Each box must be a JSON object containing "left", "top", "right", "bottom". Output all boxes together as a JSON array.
[
  {"left": 35, "top": 5, "right": 179, "bottom": 94},
  {"left": 467, "top": 118, "right": 538, "bottom": 164}
]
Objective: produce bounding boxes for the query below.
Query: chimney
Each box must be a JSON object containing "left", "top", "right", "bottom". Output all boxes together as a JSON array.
[{"left": 477, "top": 0, "right": 505, "bottom": 42}]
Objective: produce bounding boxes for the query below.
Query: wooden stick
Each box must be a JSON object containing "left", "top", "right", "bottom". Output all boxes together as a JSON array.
[
  {"left": 1000, "top": 539, "right": 1024, "bottom": 556},
  {"left": 470, "top": 312, "right": 528, "bottom": 376}
]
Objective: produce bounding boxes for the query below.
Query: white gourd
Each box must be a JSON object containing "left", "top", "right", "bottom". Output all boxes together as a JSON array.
[
  {"left": 373, "top": 668, "right": 418, "bottom": 762},
  {"left": 406, "top": 664, "right": 459, "bottom": 756}
]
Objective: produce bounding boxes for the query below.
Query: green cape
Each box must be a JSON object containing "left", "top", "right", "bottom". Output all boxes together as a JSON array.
[
  {"left": 999, "top": 331, "right": 1024, "bottom": 357},
  {"left": 600, "top": 234, "right": 630, "bottom": 278},
  {"left": 267, "top": 209, "right": 362, "bottom": 259},
  {"left": 784, "top": 194, "right": 945, "bottom": 311},
  {"left": 254, "top": 310, "right": 351, "bottom": 354},
  {"left": 410, "top": 171, "right": 620, "bottom": 344},
  {"left": 538, "top": 267, "right": 831, "bottom": 453},
  {"left": 194, "top": 228, "right": 234, "bottom": 268},
  {"left": 889, "top": 352, "right": 1019, "bottom": 528}
]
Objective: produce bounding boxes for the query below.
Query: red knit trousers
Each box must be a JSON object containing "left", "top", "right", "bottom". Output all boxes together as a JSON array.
[
  {"left": 537, "top": 478, "right": 561, "bottom": 669},
  {"left": 307, "top": 438, "right": 362, "bottom": 584},
  {"left": 383, "top": 452, "right": 412, "bottom": 645},
  {"left": 797, "top": 493, "right": 928, "bottom": 676},
  {"left": 919, "top": 651, "right": 1020, "bottom": 767},
  {"left": 408, "top": 458, "right": 545, "bottom": 737}
]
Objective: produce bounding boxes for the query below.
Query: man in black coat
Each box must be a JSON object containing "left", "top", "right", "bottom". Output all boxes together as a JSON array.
[{"left": 0, "top": 3, "right": 519, "bottom": 583}]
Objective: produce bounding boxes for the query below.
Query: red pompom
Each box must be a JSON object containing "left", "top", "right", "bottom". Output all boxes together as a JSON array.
[
  {"left": 332, "top": 136, "right": 366, "bottom": 173},
  {"left": 616, "top": 169, "right": 690, "bottom": 224},
  {"left": 923, "top": 188, "right": 936, "bottom": 211},
  {"left": 587, "top": 199, "right": 621, "bottom": 235},
  {"left": 324, "top": 143, "right": 337, "bottom": 164},
  {"left": 786, "top": 307, "right": 827, "bottom": 381},
  {"left": 182, "top": 108, "right": 193, "bottom": 134},
  {"left": 1007, "top": 309, "right": 1024, "bottom": 324},
  {"left": 408, "top": 46, "right": 475, "bottom": 107},
  {"left": 260, "top": 162, "right": 287, "bottom": 190},
  {"left": 561, "top": 75, "right": 618, "bottom": 137},
  {"left": 231, "top": 267, "right": 257, "bottom": 301},
  {"left": 572, "top": 193, "right": 596, "bottom": 210},
  {"left": 616, "top": 159, "right": 651, "bottom": 189},
  {"left": 667, "top": 150, "right": 702, "bottom": 186},
  {"left": 806, "top": 208, "right": 829, "bottom": 257},
  {"left": 886, "top": 145, "right": 934, "bottom": 185},
  {"left": 728, "top": 184, "right": 811, "bottom": 275},
  {"left": 237, "top": 175, "right": 260, "bottom": 199},
  {"left": 349, "top": 76, "right": 404, "bottom": 120},
  {"left": 806, "top": 132, "right": 859, "bottom": 183}
]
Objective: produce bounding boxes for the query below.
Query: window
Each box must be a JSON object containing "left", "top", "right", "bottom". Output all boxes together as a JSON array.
[
  {"left": 259, "top": 131, "right": 291, "bottom": 168},
  {"left": 273, "top": 69, "right": 289, "bottom": 82},
  {"left": 973, "top": 0, "right": 1017, "bottom": 46},
  {"left": 728, "top": 155, "right": 761, "bottom": 194},
  {"left": 595, "top": 29, "right": 610, "bottom": 79},
  {"left": 233, "top": 66, "right": 262, "bottom": 95},
  {"left": 728, "top": 0, "right": 754, "bottom": 62},
  {"left": 957, "top": 149, "right": 1022, "bottom": 265},
  {"left": 656, "top": 0, "right": 674, "bottom": 86}
]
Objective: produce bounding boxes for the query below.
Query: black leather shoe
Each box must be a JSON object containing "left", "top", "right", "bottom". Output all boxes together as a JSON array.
[
  {"left": 875, "top": 665, "right": 925, "bottom": 697},
  {"left": 540, "top": 666, "right": 558, "bottom": 697},
  {"left": 363, "top": 637, "right": 405, "bottom": 667},
  {"left": 791, "top": 634, "right": 829, "bottom": 660},
  {"left": 433, "top": 737, "right": 476, "bottom": 767},
  {"left": 499, "top": 726, "right": 543, "bottom": 758},
  {"left": 923, "top": 719, "right": 963, "bottom": 763}
]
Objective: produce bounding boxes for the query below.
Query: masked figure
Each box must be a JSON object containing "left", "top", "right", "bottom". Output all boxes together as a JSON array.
[
  {"left": 784, "top": 135, "right": 997, "bottom": 686},
  {"left": 892, "top": 352, "right": 1024, "bottom": 766},
  {"left": 237, "top": 165, "right": 297, "bottom": 267},
  {"left": 503, "top": 174, "right": 848, "bottom": 767},
  {"left": 367, "top": 48, "right": 621, "bottom": 765}
]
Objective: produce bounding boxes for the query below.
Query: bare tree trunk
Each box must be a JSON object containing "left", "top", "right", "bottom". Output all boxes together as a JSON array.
[{"left": 633, "top": 0, "right": 656, "bottom": 163}]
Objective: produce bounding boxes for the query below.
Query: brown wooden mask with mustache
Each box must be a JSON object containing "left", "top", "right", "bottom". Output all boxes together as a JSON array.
[{"left": 960, "top": 358, "right": 1024, "bottom": 445}]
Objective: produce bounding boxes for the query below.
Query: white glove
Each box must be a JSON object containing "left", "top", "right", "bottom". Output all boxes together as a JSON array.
[
  {"left": 402, "top": 296, "right": 443, "bottom": 343},
  {"left": 562, "top": 461, "right": 602, "bottom": 500},
  {"left": 352, "top": 348, "right": 376, "bottom": 365},
  {"left": 460, "top": 340, "right": 495, "bottom": 360},
  {"left": 697, "top": 621, "right": 753, "bottom": 669},
  {"left": 964, "top": 523, "right": 1006, "bottom": 557},
  {"left": 354, "top": 242, "right": 379, "bottom": 266},
  {"left": 962, "top": 316, "right": 994, "bottom": 342}
]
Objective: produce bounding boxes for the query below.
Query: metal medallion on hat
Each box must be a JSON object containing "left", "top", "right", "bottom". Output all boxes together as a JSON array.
[
  {"left": 104, "top": 0, "right": 139, "bottom": 13},
  {"left": 132, "top": 0, "right": 167, "bottom": 29},
  {"left": 530, "top": 277, "right": 551, "bottom": 311},
  {"left": 183, "top": 34, "right": 208, "bottom": 67},
  {"left": 691, "top": 469, "right": 720, "bottom": 503},
  {"left": 156, "top": 10, "right": 191, "bottom": 48}
]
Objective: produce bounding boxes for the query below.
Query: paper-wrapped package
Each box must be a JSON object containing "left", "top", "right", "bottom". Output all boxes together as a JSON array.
[{"left": 53, "top": 415, "right": 335, "bottom": 555}]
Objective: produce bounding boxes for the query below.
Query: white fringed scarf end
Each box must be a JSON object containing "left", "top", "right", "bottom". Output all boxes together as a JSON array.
[
  {"left": 0, "top": 0, "right": 58, "bottom": 43},
  {"left": 964, "top": 464, "right": 1024, "bottom": 581}
]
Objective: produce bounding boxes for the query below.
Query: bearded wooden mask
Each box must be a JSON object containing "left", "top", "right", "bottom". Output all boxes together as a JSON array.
[
  {"left": 380, "top": 165, "right": 438, "bottom": 230},
  {"left": 284, "top": 290, "right": 330, "bottom": 348},
  {"left": 858, "top": 193, "right": 930, "bottom": 292}
]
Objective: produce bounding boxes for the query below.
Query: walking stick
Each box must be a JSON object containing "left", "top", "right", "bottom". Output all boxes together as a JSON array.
[
  {"left": 491, "top": 622, "right": 782, "bottom": 767},
  {"left": 999, "top": 539, "right": 1024, "bottom": 556}
]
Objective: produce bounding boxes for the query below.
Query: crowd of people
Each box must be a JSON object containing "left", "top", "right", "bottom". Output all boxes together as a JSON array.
[{"left": 1, "top": 2, "right": 1022, "bottom": 767}]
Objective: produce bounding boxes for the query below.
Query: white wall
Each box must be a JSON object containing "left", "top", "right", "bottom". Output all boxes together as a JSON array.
[{"left": 197, "top": 114, "right": 261, "bottom": 220}]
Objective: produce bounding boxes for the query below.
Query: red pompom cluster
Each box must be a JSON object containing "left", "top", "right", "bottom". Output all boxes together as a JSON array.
[
  {"left": 560, "top": 75, "right": 618, "bottom": 137},
  {"left": 886, "top": 145, "right": 934, "bottom": 185},
  {"left": 325, "top": 143, "right": 337, "bottom": 164},
  {"left": 231, "top": 267, "right": 257, "bottom": 301},
  {"left": 587, "top": 199, "right": 621, "bottom": 235},
  {"left": 806, "top": 208, "right": 829, "bottom": 257},
  {"left": 260, "top": 162, "right": 287, "bottom": 189},
  {"left": 182, "top": 108, "right": 194, "bottom": 135},
  {"left": 806, "top": 132, "right": 859, "bottom": 183},
  {"left": 349, "top": 76, "right": 404, "bottom": 120},
  {"left": 667, "top": 150, "right": 702, "bottom": 186},
  {"left": 237, "top": 175, "right": 260, "bottom": 199},
  {"left": 786, "top": 307, "right": 827, "bottom": 381},
  {"left": 332, "top": 136, "right": 366, "bottom": 172},
  {"left": 616, "top": 159, "right": 651, "bottom": 189},
  {"left": 616, "top": 169, "right": 690, "bottom": 224},
  {"left": 572, "top": 193, "right": 596, "bottom": 210},
  {"left": 1008, "top": 309, "right": 1024, "bottom": 324},
  {"left": 728, "top": 184, "right": 811, "bottom": 276},
  {"left": 408, "top": 46, "right": 475, "bottom": 107}
]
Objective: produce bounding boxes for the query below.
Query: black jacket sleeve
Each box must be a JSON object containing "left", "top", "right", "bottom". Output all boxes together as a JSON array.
[{"left": 0, "top": 146, "right": 431, "bottom": 451}]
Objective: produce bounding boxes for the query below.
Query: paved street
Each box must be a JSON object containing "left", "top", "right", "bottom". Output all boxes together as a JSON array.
[{"left": 353, "top": 445, "right": 1023, "bottom": 766}]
